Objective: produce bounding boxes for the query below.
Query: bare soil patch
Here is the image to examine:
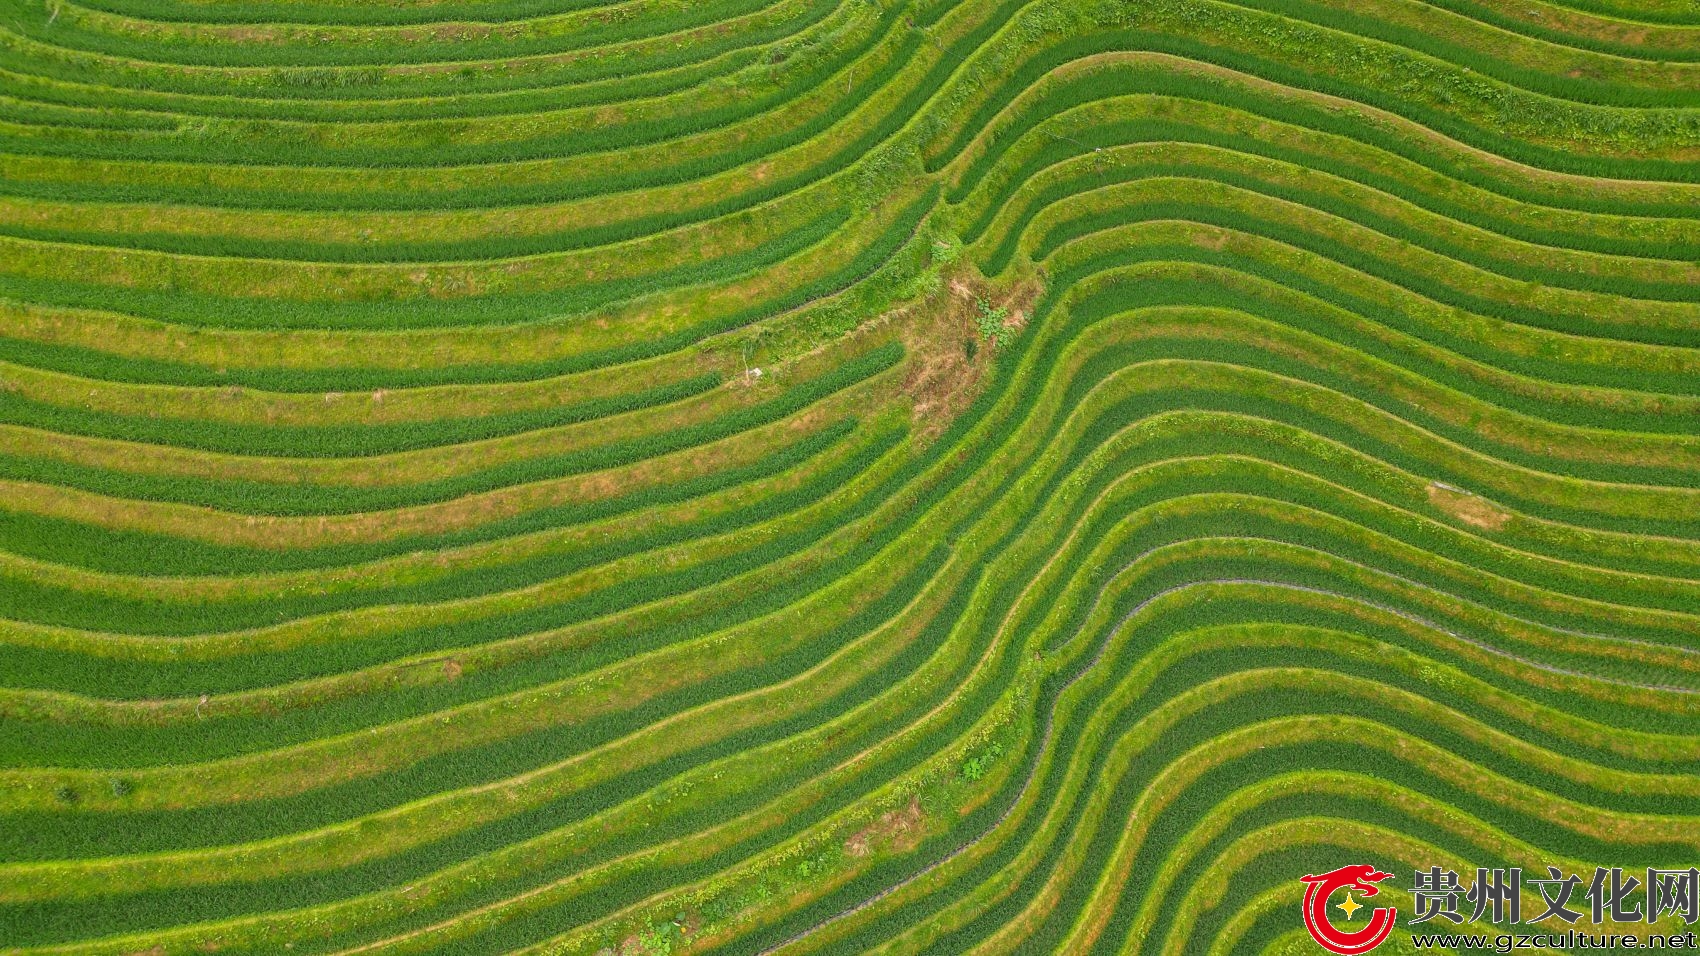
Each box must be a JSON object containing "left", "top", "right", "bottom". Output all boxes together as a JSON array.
[
  {"left": 901, "top": 271, "right": 1042, "bottom": 443},
  {"left": 844, "top": 796, "right": 924, "bottom": 857},
  {"left": 1427, "top": 482, "right": 1509, "bottom": 531}
]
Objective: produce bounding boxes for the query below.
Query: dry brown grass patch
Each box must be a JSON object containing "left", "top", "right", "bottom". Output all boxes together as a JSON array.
[
  {"left": 1427, "top": 482, "right": 1510, "bottom": 531},
  {"left": 844, "top": 796, "right": 924, "bottom": 857},
  {"left": 900, "top": 271, "right": 1042, "bottom": 443}
]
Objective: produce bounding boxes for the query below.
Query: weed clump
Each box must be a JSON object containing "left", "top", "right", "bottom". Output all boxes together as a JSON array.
[{"left": 974, "top": 297, "right": 1012, "bottom": 348}]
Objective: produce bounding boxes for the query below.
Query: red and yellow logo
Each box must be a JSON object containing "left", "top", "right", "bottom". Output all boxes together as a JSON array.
[{"left": 1299, "top": 865, "right": 1398, "bottom": 954}]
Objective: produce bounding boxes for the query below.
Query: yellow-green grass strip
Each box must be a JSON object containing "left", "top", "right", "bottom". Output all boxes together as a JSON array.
[
  {"left": 0, "top": 411, "right": 909, "bottom": 695},
  {"left": 949, "top": 92, "right": 1700, "bottom": 252},
  {"left": 1002, "top": 181, "right": 1700, "bottom": 338},
  {"left": 0, "top": 404, "right": 893, "bottom": 607},
  {"left": 0, "top": 369, "right": 876, "bottom": 547},
  {"left": 940, "top": 52, "right": 1700, "bottom": 209},
  {"left": 1039, "top": 232, "right": 1700, "bottom": 393}
]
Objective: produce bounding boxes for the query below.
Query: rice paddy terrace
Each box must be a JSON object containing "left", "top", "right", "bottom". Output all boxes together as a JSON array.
[{"left": 2, "top": 0, "right": 1700, "bottom": 953}]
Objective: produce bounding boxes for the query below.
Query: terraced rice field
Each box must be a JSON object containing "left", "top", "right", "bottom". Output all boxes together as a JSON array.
[{"left": 2, "top": 0, "right": 1699, "bottom": 953}]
